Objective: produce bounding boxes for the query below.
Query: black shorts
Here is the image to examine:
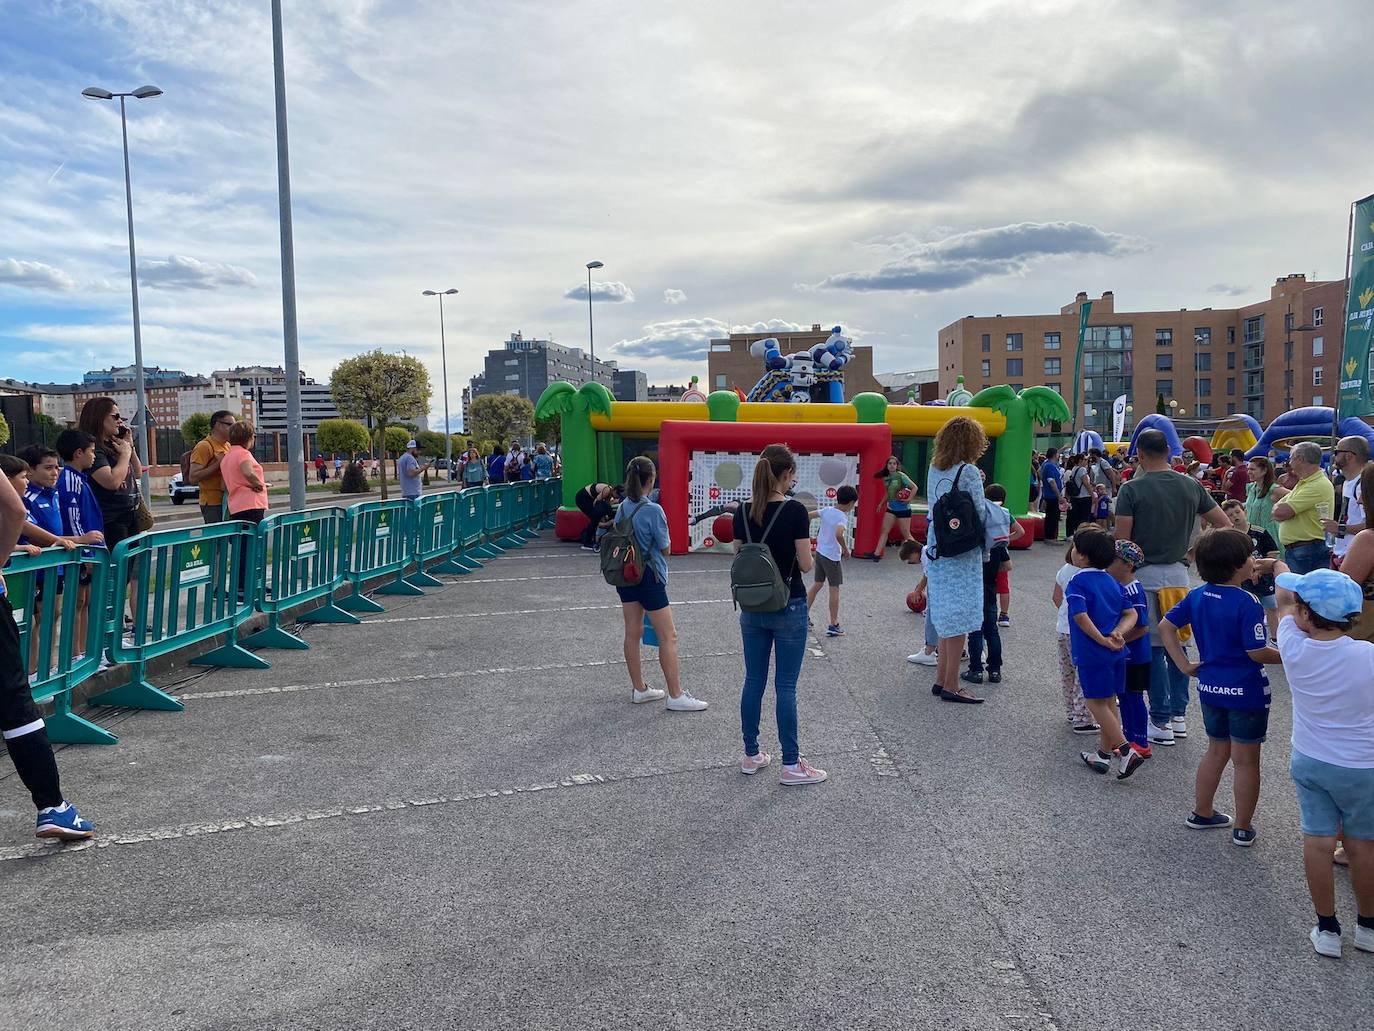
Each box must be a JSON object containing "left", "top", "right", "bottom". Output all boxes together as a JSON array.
[
  {"left": 0, "top": 595, "right": 42, "bottom": 733},
  {"left": 1125, "top": 661, "right": 1151, "bottom": 693}
]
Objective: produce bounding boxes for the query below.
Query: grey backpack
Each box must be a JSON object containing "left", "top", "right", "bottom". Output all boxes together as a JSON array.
[{"left": 730, "top": 501, "right": 792, "bottom": 612}]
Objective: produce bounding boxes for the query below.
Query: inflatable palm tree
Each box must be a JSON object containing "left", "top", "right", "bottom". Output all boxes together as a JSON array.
[
  {"left": 535, "top": 381, "right": 614, "bottom": 508},
  {"left": 970, "top": 385, "right": 1070, "bottom": 515}
]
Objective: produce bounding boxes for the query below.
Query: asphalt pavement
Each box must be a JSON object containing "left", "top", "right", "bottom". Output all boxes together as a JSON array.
[{"left": 1, "top": 533, "right": 1368, "bottom": 1030}]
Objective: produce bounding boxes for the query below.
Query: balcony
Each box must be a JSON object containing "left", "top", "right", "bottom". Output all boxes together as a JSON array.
[{"left": 1242, "top": 346, "right": 1265, "bottom": 371}]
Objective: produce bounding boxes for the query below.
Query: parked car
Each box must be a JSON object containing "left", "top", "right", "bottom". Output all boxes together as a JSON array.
[{"left": 169, "top": 473, "right": 199, "bottom": 505}]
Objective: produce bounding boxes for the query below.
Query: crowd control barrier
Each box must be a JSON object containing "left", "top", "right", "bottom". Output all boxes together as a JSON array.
[
  {"left": 91, "top": 521, "right": 269, "bottom": 713},
  {"left": 240, "top": 507, "right": 360, "bottom": 651},
  {"left": 411, "top": 492, "right": 467, "bottom": 581},
  {"left": 482, "top": 484, "right": 517, "bottom": 552},
  {"left": 540, "top": 479, "right": 560, "bottom": 528},
  {"left": 339, "top": 498, "right": 421, "bottom": 612},
  {"left": 507, "top": 482, "right": 538, "bottom": 545},
  {"left": 450, "top": 488, "right": 486, "bottom": 573},
  {"left": 5, "top": 545, "right": 116, "bottom": 744}
]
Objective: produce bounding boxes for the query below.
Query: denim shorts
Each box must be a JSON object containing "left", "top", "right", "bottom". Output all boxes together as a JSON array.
[
  {"left": 1290, "top": 749, "right": 1374, "bottom": 839},
  {"left": 1200, "top": 700, "right": 1269, "bottom": 744},
  {"left": 615, "top": 568, "right": 670, "bottom": 612},
  {"left": 1258, "top": 593, "right": 1277, "bottom": 611}
]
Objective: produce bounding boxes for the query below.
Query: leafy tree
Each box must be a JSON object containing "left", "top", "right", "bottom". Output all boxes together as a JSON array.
[
  {"left": 316, "top": 418, "right": 371, "bottom": 458},
  {"left": 340, "top": 461, "right": 369, "bottom": 493},
  {"left": 0, "top": 412, "right": 9, "bottom": 448},
  {"left": 468, "top": 394, "right": 534, "bottom": 448},
  {"left": 181, "top": 412, "right": 213, "bottom": 446},
  {"left": 1156, "top": 393, "right": 1166, "bottom": 415},
  {"left": 415, "top": 430, "right": 447, "bottom": 456},
  {"left": 534, "top": 411, "right": 561, "bottom": 446},
  {"left": 382, "top": 425, "right": 412, "bottom": 457},
  {"left": 330, "top": 350, "right": 432, "bottom": 499}
]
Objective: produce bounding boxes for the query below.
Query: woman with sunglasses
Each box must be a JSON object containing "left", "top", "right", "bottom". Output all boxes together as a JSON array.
[{"left": 77, "top": 397, "right": 143, "bottom": 551}]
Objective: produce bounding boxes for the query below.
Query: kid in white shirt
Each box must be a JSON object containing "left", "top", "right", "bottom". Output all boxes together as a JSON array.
[{"left": 806, "top": 485, "right": 856, "bottom": 637}]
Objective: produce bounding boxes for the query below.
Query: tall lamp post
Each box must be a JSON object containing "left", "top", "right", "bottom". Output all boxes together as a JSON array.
[
  {"left": 81, "top": 83, "right": 161, "bottom": 502},
  {"left": 585, "top": 260, "right": 603, "bottom": 374},
  {"left": 422, "top": 289, "right": 458, "bottom": 478}
]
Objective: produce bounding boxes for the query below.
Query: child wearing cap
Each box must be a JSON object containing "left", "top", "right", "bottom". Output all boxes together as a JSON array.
[
  {"left": 1159, "top": 528, "right": 1281, "bottom": 846},
  {"left": 1109, "top": 539, "right": 1152, "bottom": 759},
  {"left": 1065, "top": 527, "right": 1148, "bottom": 779},
  {"left": 1274, "top": 566, "right": 1374, "bottom": 959}
]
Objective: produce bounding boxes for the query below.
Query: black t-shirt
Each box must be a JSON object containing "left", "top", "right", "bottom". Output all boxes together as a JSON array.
[
  {"left": 1244, "top": 526, "right": 1279, "bottom": 597},
  {"left": 89, "top": 445, "right": 139, "bottom": 516},
  {"left": 733, "top": 498, "right": 810, "bottom": 599}
]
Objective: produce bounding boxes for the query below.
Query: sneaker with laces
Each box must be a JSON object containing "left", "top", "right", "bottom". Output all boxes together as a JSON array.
[
  {"left": 1169, "top": 716, "right": 1188, "bottom": 738},
  {"left": 907, "top": 651, "right": 938, "bottom": 666},
  {"left": 741, "top": 751, "right": 771, "bottom": 776},
  {"left": 826, "top": 625, "right": 845, "bottom": 637},
  {"left": 1116, "top": 744, "right": 1149, "bottom": 780},
  {"left": 35, "top": 802, "right": 95, "bottom": 841},
  {"left": 1081, "top": 750, "right": 1111, "bottom": 774},
  {"left": 1356, "top": 924, "right": 1374, "bottom": 953},
  {"left": 1072, "top": 723, "right": 1102, "bottom": 735},
  {"left": 779, "top": 759, "right": 827, "bottom": 785},
  {"left": 631, "top": 687, "right": 666, "bottom": 704},
  {"left": 1232, "top": 827, "right": 1258, "bottom": 847},
  {"left": 997, "top": 614, "right": 1011, "bottom": 628},
  {"left": 1148, "top": 722, "right": 1176, "bottom": 746},
  {"left": 665, "top": 691, "right": 708, "bottom": 712},
  {"left": 1186, "top": 810, "right": 1233, "bottom": 830},
  {"left": 1310, "top": 926, "right": 1342, "bottom": 958}
]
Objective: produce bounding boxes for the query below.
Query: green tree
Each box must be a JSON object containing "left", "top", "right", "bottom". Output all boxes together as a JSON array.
[
  {"left": 330, "top": 350, "right": 432, "bottom": 500},
  {"left": 469, "top": 394, "right": 534, "bottom": 448},
  {"left": 181, "top": 412, "right": 213, "bottom": 446},
  {"left": 0, "top": 412, "right": 9, "bottom": 449},
  {"left": 315, "top": 418, "right": 371, "bottom": 458},
  {"left": 969, "top": 385, "right": 1070, "bottom": 516},
  {"left": 382, "top": 425, "right": 412, "bottom": 457},
  {"left": 534, "top": 411, "right": 561, "bottom": 446},
  {"left": 415, "top": 430, "right": 446, "bottom": 456}
]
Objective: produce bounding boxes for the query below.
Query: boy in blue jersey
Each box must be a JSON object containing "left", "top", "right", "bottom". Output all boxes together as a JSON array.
[
  {"left": 1109, "top": 539, "right": 1153, "bottom": 762},
  {"left": 1066, "top": 527, "right": 1148, "bottom": 779},
  {"left": 54, "top": 431, "right": 106, "bottom": 662},
  {"left": 1160, "top": 528, "right": 1283, "bottom": 846}
]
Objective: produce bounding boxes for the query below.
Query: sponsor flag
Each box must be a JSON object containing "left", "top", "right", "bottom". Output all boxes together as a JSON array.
[
  {"left": 1338, "top": 193, "right": 1374, "bottom": 418},
  {"left": 1112, "top": 394, "right": 1128, "bottom": 442}
]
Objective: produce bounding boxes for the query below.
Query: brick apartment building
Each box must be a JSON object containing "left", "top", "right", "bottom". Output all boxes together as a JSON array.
[
  {"left": 707, "top": 324, "right": 883, "bottom": 400},
  {"left": 938, "top": 274, "right": 1348, "bottom": 439}
]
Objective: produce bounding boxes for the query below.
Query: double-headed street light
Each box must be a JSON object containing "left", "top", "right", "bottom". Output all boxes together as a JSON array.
[
  {"left": 82, "top": 83, "right": 162, "bottom": 502},
  {"left": 422, "top": 288, "right": 458, "bottom": 477},
  {"left": 585, "top": 260, "right": 603, "bottom": 368}
]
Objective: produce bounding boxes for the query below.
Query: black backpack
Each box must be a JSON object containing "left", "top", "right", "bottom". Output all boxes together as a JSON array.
[
  {"left": 1066, "top": 468, "right": 1082, "bottom": 498},
  {"left": 929, "top": 464, "right": 984, "bottom": 559}
]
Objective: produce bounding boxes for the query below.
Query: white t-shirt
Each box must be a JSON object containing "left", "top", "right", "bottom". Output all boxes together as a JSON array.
[
  {"left": 816, "top": 505, "right": 848, "bottom": 561},
  {"left": 1055, "top": 562, "right": 1080, "bottom": 635},
  {"left": 1277, "top": 615, "right": 1374, "bottom": 768},
  {"left": 1335, "top": 478, "right": 1364, "bottom": 558}
]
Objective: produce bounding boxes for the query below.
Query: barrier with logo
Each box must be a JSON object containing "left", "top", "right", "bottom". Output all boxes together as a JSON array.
[
  {"left": 451, "top": 488, "right": 486, "bottom": 571},
  {"left": 5, "top": 545, "right": 116, "bottom": 744},
  {"left": 506, "top": 482, "right": 537, "bottom": 544},
  {"left": 539, "top": 478, "right": 560, "bottom": 528},
  {"left": 91, "top": 522, "right": 268, "bottom": 712},
  {"left": 479, "top": 484, "right": 513, "bottom": 555},
  {"left": 240, "top": 507, "right": 360, "bottom": 651},
  {"left": 411, "top": 491, "right": 466, "bottom": 581},
  {"left": 339, "top": 498, "right": 420, "bottom": 612}
]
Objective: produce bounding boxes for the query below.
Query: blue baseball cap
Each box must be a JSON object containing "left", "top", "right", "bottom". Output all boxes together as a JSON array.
[{"left": 1275, "top": 568, "right": 1364, "bottom": 622}]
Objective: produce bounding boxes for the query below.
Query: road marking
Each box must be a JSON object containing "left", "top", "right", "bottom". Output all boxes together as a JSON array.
[
  {"left": 454, "top": 570, "right": 721, "bottom": 584},
  {"left": 350, "top": 597, "right": 731, "bottom": 624},
  {"left": 179, "top": 651, "right": 742, "bottom": 700}
]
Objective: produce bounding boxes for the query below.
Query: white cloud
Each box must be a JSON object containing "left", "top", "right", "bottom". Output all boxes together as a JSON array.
[
  {"left": 663, "top": 288, "right": 687, "bottom": 305},
  {"left": 731, "top": 318, "right": 809, "bottom": 334},
  {"left": 140, "top": 254, "right": 258, "bottom": 291},
  {"left": 612, "top": 317, "right": 732, "bottom": 360},
  {"left": 1207, "top": 282, "right": 1249, "bottom": 296},
  {"left": 564, "top": 280, "right": 635, "bottom": 303},
  {"left": 0, "top": 258, "right": 77, "bottom": 292}
]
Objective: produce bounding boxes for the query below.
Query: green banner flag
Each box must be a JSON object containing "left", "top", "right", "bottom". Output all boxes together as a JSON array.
[
  {"left": 1338, "top": 193, "right": 1374, "bottom": 418},
  {"left": 1069, "top": 299, "right": 1092, "bottom": 433}
]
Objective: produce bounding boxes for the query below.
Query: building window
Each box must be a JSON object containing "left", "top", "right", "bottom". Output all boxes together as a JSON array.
[
  {"left": 1194, "top": 353, "right": 1211, "bottom": 372},
  {"left": 981, "top": 334, "right": 991, "bottom": 352},
  {"left": 1009, "top": 383, "right": 1023, "bottom": 391},
  {"left": 1284, "top": 341, "right": 1293, "bottom": 361},
  {"left": 1227, "top": 351, "right": 1236, "bottom": 370},
  {"left": 1227, "top": 403, "right": 1236, "bottom": 414},
  {"left": 1313, "top": 336, "right": 1324, "bottom": 357},
  {"left": 1046, "top": 383, "right": 1061, "bottom": 395},
  {"left": 1314, "top": 307, "right": 1324, "bottom": 327},
  {"left": 1227, "top": 326, "right": 1236, "bottom": 345},
  {"left": 1006, "top": 333, "right": 1023, "bottom": 351},
  {"left": 1156, "top": 328, "right": 1173, "bottom": 347},
  {"left": 1194, "top": 327, "right": 1212, "bottom": 347},
  {"left": 1006, "top": 358, "right": 1023, "bottom": 376},
  {"left": 1156, "top": 354, "right": 1173, "bottom": 371},
  {"left": 1226, "top": 377, "right": 1236, "bottom": 396},
  {"left": 505, "top": 359, "right": 519, "bottom": 366},
  {"left": 1044, "top": 357, "right": 1061, "bottom": 375},
  {"left": 1312, "top": 395, "right": 1324, "bottom": 407},
  {"left": 714, "top": 374, "right": 727, "bottom": 388},
  {"left": 1244, "top": 315, "right": 1264, "bottom": 344},
  {"left": 1156, "top": 379, "right": 1173, "bottom": 396},
  {"left": 1196, "top": 404, "right": 1212, "bottom": 417},
  {"left": 1044, "top": 332, "right": 1061, "bottom": 350},
  {"left": 505, "top": 373, "right": 520, "bottom": 381},
  {"left": 1314, "top": 368, "right": 1324, "bottom": 387},
  {"left": 709, "top": 342, "right": 732, "bottom": 352},
  {"left": 980, "top": 359, "right": 991, "bottom": 377},
  {"left": 1285, "top": 369, "right": 1294, "bottom": 390},
  {"left": 1197, "top": 378, "right": 1212, "bottom": 397}
]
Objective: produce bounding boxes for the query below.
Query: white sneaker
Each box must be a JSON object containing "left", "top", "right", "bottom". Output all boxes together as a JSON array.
[
  {"left": 1169, "top": 716, "right": 1188, "bottom": 738},
  {"left": 1310, "top": 926, "right": 1342, "bottom": 958},
  {"left": 779, "top": 759, "right": 828, "bottom": 785},
  {"left": 1356, "top": 924, "right": 1374, "bottom": 953},
  {"left": 1148, "top": 722, "right": 1176, "bottom": 745},
  {"left": 665, "top": 691, "right": 708, "bottom": 712},
  {"left": 907, "top": 651, "right": 938, "bottom": 666},
  {"left": 631, "top": 687, "right": 666, "bottom": 704}
]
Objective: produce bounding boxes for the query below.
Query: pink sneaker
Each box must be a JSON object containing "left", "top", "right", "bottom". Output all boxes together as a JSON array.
[
  {"left": 779, "top": 759, "right": 828, "bottom": 785},
  {"left": 741, "top": 751, "right": 771, "bottom": 775}
]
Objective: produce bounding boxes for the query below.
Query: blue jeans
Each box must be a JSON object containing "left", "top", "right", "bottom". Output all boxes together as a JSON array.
[
  {"left": 1148, "top": 645, "right": 1190, "bottom": 726},
  {"left": 966, "top": 573, "right": 1002, "bottom": 673},
  {"left": 1283, "top": 539, "right": 1331, "bottom": 575},
  {"left": 740, "top": 597, "right": 808, "bottom": 765}
]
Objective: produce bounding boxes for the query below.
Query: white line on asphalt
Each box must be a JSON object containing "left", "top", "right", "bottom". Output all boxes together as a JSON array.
[
  {"left": 178, "top": 651, "right": 742, "bottom": 700},
  {"left": 350, "top": 597, "right": 731, "bottom": 624},
  {"left": 456, "top": 570, "right": 721, "bottom": 583}
]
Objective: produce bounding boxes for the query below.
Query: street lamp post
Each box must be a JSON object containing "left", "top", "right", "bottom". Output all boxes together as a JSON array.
[
  {"left": 585, "top": 260, "right": 603, "bottom": 376},
  {"left": 82, "top": 83, "right": 161, "bottom": 502},
  {"left": 422, "top": 289, "right": 458, "bottom": 478}
]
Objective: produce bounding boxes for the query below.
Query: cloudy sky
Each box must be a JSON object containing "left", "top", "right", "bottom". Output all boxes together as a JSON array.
[{"left": 0, "top": 0, "right": 1365, "bottom": 427}]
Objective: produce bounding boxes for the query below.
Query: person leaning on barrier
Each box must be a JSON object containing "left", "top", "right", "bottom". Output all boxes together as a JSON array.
[
  {"left": 77, "top": 396, "right": 142, "bottom": 551},
  {"left": 221, "top": 422, "right": 269, "bottom": 599},
  {"left": 188, "top": 409, "right": 237, "bottom": 524}
]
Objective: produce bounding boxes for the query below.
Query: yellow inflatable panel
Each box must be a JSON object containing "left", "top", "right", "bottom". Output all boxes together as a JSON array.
[
  {"left": 591, "top": 402, "right": 709, "bottom": 432},
  {"left": 886, "top": 405, "right": 1006, "bottom": 437},
  {"left": 737, "top": 403, "right": 855, "bottom": 424}
]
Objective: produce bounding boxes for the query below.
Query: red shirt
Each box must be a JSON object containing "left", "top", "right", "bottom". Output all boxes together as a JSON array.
[{"left": 1225, "top": 461, "right": 1249, "bottom": 502}]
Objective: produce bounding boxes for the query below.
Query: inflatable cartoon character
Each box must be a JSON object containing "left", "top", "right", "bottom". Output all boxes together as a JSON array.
[{"left": 746, "top": 326, "right": 853, "bottom": 403}]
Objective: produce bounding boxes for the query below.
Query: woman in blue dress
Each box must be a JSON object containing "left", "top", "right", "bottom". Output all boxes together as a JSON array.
[{"left": 925, "top": 416, "right": 989, "bottom": 704}]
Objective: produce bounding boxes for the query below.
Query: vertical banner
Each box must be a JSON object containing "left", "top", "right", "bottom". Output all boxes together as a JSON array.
[
  {"left": 1069, "top": 300, "right": 1093, "bottom": 434},
  {"left": 1338, "top": 193, "right": 1374, "bottom": 418},
  {"left": 1111, "top": 394, "right": 1128, "bottom": 442}
]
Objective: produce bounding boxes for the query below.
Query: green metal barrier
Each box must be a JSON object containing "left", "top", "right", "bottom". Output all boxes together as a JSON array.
[
  {"left": 411, "top": 491, "right": 467, "bottom": 580},
  {"left": 6, "top": 545, "right": 116, "bottom": 744},
  {"left": 339, "top": 498, "right": 420, "bottom": 613},
  {"left": 92, "top": 521, "right": 268, "bottom": 711},
  {"left": 455, "top": 487, "right": 489, "bottom": 567},
  {"left": 482, "top": 483, "right": 515, "bottom": 553},
  {"left": 539, "top": 477, "right": 559, "bottom": 528},
  {"left": 507, "top": 482, "right": 538, "bottom": 543},
  {"left": 240, "top": 507, "right": 360, "bottom": 651}
]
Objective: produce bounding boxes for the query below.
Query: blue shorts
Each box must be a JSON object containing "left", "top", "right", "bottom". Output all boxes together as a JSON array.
[
  {"left": 1078, "top": 661, "right": 1125, "bottom": 700},
  {"left": 1200, "top": 700, "right": 1269, "bottom": 744},
  {"left": 615, "top": 568, "right": 670, "bottom": 612},
  {"left": 1290, "top": 750, "right": 1374, "bottom": 839},
  {"left": 887, "top": 502, "right": 912, "bottom": 517}
]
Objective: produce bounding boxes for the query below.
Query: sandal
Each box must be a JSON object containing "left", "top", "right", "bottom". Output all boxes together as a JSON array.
[
  {"left": 1334, "top": 845, "right": 1349, "bottom": 867},
  {"left": 940, "top": 688, "right": 984, "bottom": 705}
]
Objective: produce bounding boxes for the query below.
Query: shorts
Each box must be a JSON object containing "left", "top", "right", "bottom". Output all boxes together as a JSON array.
[
  {"left": 1258, "top": 593, "right": 1276, "bottom": 611},
  {"left": 1290, "top": 749, "right": 1374, "bottom": 839},
  {"left": 1200, "top": 700, "right": 1269, "bottom": 744},
  {"left": 813, "top": 554, "right": 843, "bottom": 586},
  {"left": 1077, "top": 661, "right": 1125, "bottom": 700},
  {"left": 615, "top": 568, "right": 670, "bottom": 612},
  {"left": 0, "top": 595, "right": 43, "bottom": 733},
  {"left": 102, "top": 507, "right": 139, "bottom": 549},
  {"left": 887, "top": 503, "right": 912, "bottom": 517},
  {"left": 995, "top": 569, "right": 1009, "bottom": 594},
  {"left": 1125, "top": 661, "right": 1151, "bottom": 693}
]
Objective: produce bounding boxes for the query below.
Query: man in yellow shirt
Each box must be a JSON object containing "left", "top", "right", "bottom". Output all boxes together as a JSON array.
[
  {"left": 188, "top": 410, "right": 236, "bottom": 524},
  {"left": 1272, "top": 440, "right": 1335, "bottom": 574}
]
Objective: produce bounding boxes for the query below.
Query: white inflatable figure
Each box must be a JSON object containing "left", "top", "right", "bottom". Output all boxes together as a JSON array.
[
  {"left": 946, "top": 374, "right": 973, "bottom": 407},
  {"left": 786, "top": 351, "right": 816, "bottom": 401},
  {"left": 810, "top": 327, "right": 853, "bottom": 372}
]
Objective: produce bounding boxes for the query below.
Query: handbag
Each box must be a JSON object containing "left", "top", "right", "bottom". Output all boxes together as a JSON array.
[{"left": 133, "top": 497, "right": 155, "bottom": 533}]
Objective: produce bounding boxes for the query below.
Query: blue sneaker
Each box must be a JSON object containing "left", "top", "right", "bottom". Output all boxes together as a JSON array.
[
  {"left": 1185, "top": 810, "right": 1233, "bottom": 830},
  {"left": 35, "top": 802, "right": 95, "bottom": 841},
  {"left": 825, "top": 624, "right": 845, "bottom": 637}
]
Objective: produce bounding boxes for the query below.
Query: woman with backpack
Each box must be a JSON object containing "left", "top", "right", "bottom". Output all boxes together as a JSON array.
[
  {"left": 731, "top": 444, "right": 826, "bottom": 784},
  {"left": 925, "top": 417, "right": 989, "bottom": 704},
  {"left": 613, "top": 457, "right": 707, "bottom": 712},
  {"left": 1064, "top": 453, "right": 1093, "bottom": 537}
]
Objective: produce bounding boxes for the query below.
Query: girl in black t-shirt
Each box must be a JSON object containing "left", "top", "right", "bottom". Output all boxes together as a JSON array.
[{"left": 732, "top": 444, "right": 827, "bottom": 785}]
